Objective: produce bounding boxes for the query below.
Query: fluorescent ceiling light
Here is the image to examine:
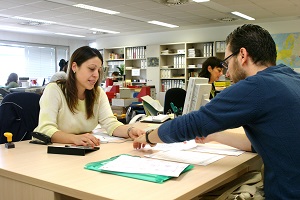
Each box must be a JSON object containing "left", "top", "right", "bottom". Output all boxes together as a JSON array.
[
  {"left": 73, "top": 4, "right": 119, "bottom": 15},
  {"left": 90, "top": 28, "right": 120, "bottom": 34},
  {"left": 193, "top": 0, "right": 210, "bottom": 2},
  {"left": 148, "top": 21, "right": 178, "bottom": 28},
  {"left": 0, "top": 25, "right": 49, "bottom": 34},
  {"left": 12, "top": 16, "right": 56, "bottom": 24},
  {"left": 231, "top": 11, "right": 255, "bottom": 20},
  {"left": 54, "top": 33, "right": 85, "bottom": 38}
]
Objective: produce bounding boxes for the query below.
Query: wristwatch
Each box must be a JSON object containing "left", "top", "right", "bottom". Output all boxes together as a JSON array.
[{"left": 145, "top": 129, "right": 156, "bottom": 145}]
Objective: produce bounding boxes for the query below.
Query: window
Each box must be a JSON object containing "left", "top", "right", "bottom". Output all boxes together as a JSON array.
[{"left": 0, "top": 41, "right": 69, "bottom": 86}]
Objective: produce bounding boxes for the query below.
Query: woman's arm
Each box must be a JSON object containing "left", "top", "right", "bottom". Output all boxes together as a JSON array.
[{"left": 112, "top": 124, "right": 145, "bottom": 139}]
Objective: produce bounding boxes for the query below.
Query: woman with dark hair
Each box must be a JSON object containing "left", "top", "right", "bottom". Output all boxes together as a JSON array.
[
  {"left": 50, "top": 59, "right": 68, "bottom": 82},
  {"left": 34, "top": 46, "right": 144, "bottom": 146},
  {"left": 5, "top": 73, "right": 19, "bottom": 89},
  {"left": 198, "top": 57, "right": 224, "bottom": 99}
]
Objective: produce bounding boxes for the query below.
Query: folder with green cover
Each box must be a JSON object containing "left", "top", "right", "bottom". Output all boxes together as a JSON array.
[{"left": 84, "top": 154, "right": 194, "bottom": 183}]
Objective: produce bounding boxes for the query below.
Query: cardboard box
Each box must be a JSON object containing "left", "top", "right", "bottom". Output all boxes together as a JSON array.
[
  {"left": 119, "top": 88, "right": 134, "bottom": 98},
  {"left": 111, "top": 98, "right": 138, "bottom": 107},
  {"left": 111, "top": 106, "right": 126, "bottom": 115}
]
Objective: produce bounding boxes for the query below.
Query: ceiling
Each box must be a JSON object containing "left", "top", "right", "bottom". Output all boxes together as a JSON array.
[{"left": 0, "top": 0, "right": 299, "bottom": 40}]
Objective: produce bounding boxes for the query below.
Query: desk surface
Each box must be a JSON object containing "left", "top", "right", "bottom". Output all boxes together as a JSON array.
[{"left": 0, "top": 135, "right": 260, "bottom": 200}]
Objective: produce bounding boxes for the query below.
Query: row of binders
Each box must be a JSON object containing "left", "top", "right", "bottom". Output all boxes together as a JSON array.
[
  {"left": 215, "top": 41, "right": 226, "bottom": 52},
  {"left": 161, "top": 80, "right": 185, "bottom": 92},
  {"left": 126, "top": 46, "right": 146, "bottom": 59}
]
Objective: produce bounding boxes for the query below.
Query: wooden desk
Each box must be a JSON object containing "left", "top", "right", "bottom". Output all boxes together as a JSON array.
[{"left": 0, "top": 133, "right": 261, "bottom": 200}]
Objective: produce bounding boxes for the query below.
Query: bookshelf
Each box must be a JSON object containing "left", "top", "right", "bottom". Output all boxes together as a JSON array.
[
  {"left": 159, "top": 43, "right": 186, "bottom": 92},
  {"left": 103, "top": 47, "right": 125, "bottom": 79},
  {"left": 124, "top": 46, "right": 147, "bottom": 85},
  {"left": 159, "top": 41, "right": 225, "bottom": 92}
]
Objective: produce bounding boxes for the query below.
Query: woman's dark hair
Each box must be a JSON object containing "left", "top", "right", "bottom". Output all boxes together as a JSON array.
[
  {"left": 226, "top": 24, "right": 277, "bottom": 66},
  {"left": 59, "top": 59, "right": 67, "bottom": 71},
  {"left": 5, "top": 73, "right": 18, "bottom": 86},
  {"left": 112, "top": 71, "right": 119, "bottom": 76},
  {"left": 199, "top": 57, "right": 223, "bottom": 81},
  {"left": 57, "top": 46, "right": 103, "bottom": 119}
]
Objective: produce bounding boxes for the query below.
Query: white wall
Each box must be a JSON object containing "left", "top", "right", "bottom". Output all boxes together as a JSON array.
[
  {"left": 96, "top": 19, "right": 300, "bottom": 48},
  {"left": 0, "top": 30, "right": 88, "bottom": 53}
]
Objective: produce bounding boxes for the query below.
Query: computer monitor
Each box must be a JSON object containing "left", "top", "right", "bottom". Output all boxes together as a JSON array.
[{"left": 182, "top": 77, "right": 212, "bottom": 115}]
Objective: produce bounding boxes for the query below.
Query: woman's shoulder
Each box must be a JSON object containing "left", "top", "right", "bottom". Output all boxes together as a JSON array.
[
  {"left": 44, "top": 82, "right": 63, "bottom": 94},
  {"left": 7, "top": 81, "right": 19, "bottom": 88}
]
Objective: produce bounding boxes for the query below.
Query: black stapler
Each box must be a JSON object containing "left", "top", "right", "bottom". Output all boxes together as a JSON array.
[{"left": 30, "top": 132, "right": 52, "bottom": 145}]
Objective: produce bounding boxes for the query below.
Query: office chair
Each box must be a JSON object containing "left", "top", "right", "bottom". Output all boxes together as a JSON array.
[
  {"left": 0, "top": 92, "right": 41, "bottom": 144},
  {"left": 0, "top": 88, "right": 10, "bottom": 98},
  {"left": 163, "top": 88, "right": 186, "bottom": 115}
]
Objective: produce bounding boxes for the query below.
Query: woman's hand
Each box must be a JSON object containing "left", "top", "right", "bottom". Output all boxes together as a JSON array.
[
  {"left": 73, "top": 133, "right": 100, "bottom": 147},
  {"left": 127, "top": 127, "right": 145, "bottom": 139}
]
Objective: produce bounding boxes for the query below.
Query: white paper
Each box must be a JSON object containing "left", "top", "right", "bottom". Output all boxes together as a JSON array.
[
  {"left": 145, "top": 150, "right": 225, "bottom": 166},
  {"left": 132, "top": 69, "right": 140, "bottom": 76},
  {"left": 93, "top": 128, "right": 126, "bottom": 143},
  {"left": 100, "top": 155, "right": 189, "bottom": 177},
  {"left": 191, "top": 143, "right": 245, "bottom": 156},
  {"left": 145, "top": 140, "right": 197, "bottom": 151}
]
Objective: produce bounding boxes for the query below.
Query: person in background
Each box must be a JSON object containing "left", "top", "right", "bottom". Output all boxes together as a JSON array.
[
  {"left": 5, "top": 73, "right": 19, "bottom": 89},
  {"left": 50, "top": 59, "right": 68, "bottom": 82},
  {"left": 34, "top": 46, "right": 144, "bottom": 146},
  {"left": 198, "top": 57, "right": 224, "bottom": 99},
  {"left": 134, "top": 24, "right": 300, "bottom": 199},
  {"left": 111, "top": 71, "right": 120, "bottom": 82}
]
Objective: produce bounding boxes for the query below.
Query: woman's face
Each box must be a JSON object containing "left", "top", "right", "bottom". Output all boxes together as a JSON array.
[
  {"left": 209, "top": 66, "right": 223, "bottom": 83},
  {"left": 72, "top": 56, "right": 102, "bottom": 92}
]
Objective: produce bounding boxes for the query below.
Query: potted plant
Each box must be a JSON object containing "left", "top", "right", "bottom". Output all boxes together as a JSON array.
[{"left": 117, "top": 64, "right": 125, "bottom": 80}]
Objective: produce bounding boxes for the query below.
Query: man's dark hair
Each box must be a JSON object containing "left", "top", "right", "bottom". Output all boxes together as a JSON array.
[{"left": 226, "top": 24, "right": 277, "bottom": 66}]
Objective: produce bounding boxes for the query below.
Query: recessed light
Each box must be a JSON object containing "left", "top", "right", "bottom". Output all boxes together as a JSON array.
[
  {"left": 54, "top": 33, "right": 85, "bottom": 38},
  {"left": 193, "top": 0, "right": 210, "bottom": 2},
  {"left": 73, "top": 4, "right": 119, "bottom": 15},
  {"left": 12, "top": 16, "right": 56, "bottom": 24},
  {"left": 90, "top": 28, "right": 119, "bottom": 34},
  {"left": 231, "top": 11, "right": 255, "bottom": 20},
  {"left": 148, "top": 21, "right": 178, "bottom": 28}
]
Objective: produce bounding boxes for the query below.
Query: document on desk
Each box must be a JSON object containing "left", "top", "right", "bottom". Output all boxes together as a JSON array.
[
  {"left": 144, "top": 140, "right": 197, "bottom": 151},
  {"left": 99, "top": 154, "right": 189, "bottom": 177},
  {"left": 145, "top": 150, "right": 225, "bottom": 166},
  {"left": 191, "top": 143, "right": 245, "bottom": 156},
  {"left": 92, "top": 128, "right": 126, "bottom": 143}
]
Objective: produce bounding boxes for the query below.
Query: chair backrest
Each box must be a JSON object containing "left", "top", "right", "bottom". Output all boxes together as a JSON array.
[
  {"left": 164, "top": 88, "right": 186, "bottom": 114},
  {"left": 0, "top": 92, "right": 41, "bottom": 144},
  {"left": 0, "top": 88, "right": 10, "bottom": 98}
]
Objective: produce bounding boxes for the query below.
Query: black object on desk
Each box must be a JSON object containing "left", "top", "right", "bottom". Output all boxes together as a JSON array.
[
  {"left": 30, "top": 132, "right": 52, "bottom": 145},
  {"left": 47, "top": 146, "right": 100, "bottom": 156}
]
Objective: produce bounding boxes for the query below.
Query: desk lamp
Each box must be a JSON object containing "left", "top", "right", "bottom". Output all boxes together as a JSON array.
[{"left": 4, "top": 132, "right": 15, "bottom": 149}]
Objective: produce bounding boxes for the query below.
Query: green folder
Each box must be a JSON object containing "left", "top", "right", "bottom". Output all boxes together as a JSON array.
[{"left": 84, "top": 154, "right": 194, "bottom": 183}]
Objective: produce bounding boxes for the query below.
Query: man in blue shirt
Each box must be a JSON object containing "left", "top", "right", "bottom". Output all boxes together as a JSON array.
[{"left": 134, "top": 24, "right": 300, "bottom": 199}]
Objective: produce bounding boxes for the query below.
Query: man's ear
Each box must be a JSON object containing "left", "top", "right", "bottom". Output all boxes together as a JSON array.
[
  {"left": 240, "top": 48, "right": 249, "bottom": 65},
  {"left": 208, "top": 65, "right": 213, "bottom": 72}
]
